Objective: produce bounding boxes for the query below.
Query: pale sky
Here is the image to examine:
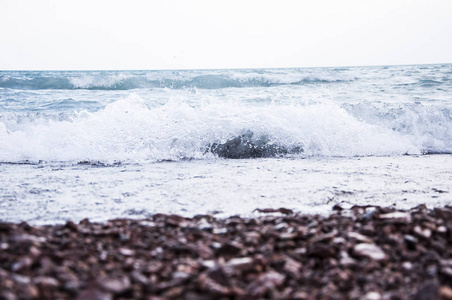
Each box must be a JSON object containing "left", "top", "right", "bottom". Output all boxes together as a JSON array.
[{"left": 1, "top": 0, "right": 451, "bottom": 70}]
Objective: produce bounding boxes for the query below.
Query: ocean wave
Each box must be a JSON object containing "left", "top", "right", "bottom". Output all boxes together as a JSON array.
[
  {"left": 343, "top": 102, "right": 452, "bottom": 154},
  {"left": 230, "top": 71, "right": 355, "bottom": 85},
  {"left": 0, "top": 70, "right": 355, "bottom": 90},
  {"left": 1, "top": 94, "right": 450, "bottom": 163},
  {"left": 417, "top": 79, "right": 443, "bottom": 87},
  {"left": 0, "top": 76, "right": 73, "bottom": 90}
]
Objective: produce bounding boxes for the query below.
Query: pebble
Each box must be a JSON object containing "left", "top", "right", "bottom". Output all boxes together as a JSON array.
[
  {"left": 414, "top": 225, "right": 432, "bottom": 239},
  {"left": 364, "top": 291, "right": 382, "bottom": 300},
  {"left": 379, "top": 212, "right": 412, "bottom": 223},
  {"left": 225, "top": 257, "right": 254, "bottom": 270},
  {"left": 353, "top": 243, "right": 386, "bottom": 261},
  {"left": 1, "top": 205, "right": 452, "bottom": 299},
  {"left": 98, "top": 276, "right": 131, "bottom": 294},
  {"left": 440, "top": 286, "right": 452, "bottom": 299}
]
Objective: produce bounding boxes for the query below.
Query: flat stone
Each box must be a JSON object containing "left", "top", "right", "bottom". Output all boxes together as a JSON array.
[
  {"left": 201, "top": 260, "right": 217, "bottom": 269},
  {"left": 353, "top": 243, "right": 386, "bottom": 261},
  {"left": 166, "top": 214, "right": 187, "bottom": 227},
  {"left": 130, "top": 271, "right": 148, "bottom": 285},
  {"left": 217, "top": 243, "right": 242, "bottom": 256},
  {"left": 10, "top": 234, "right": 46, "bottom": 245},
  {"left": 414, "top": 226, "right": 432, "bottom": 239},
  {"left": 12, "top": 257, "right": 32, "bottom": 272},
  {"left": 379, "top": 212, "right": 412, "bottom": 223},
  {"left": 257, "top": 271, "right": 286, "bottom": 286},
  {"left": 226, "top": 257, "right": 254, "bottom": 270},
  {"left": 309, "top": 243, "right": 337, "bottom": 258},
  {"left": 34, "top": 276, "right": 59, "bottom": 288},
  {"left": 283, "top": 258, "right": 302, "bottom": 275},
  {"left": 364, "top": 292, "right": 382, "bottom": 300},
  {"left": 118, "top": 248, "right": 135, "bottom": 256},
  {"left": 99, "top": 276, "right": 131, "bottom": 294},
  {"left": 347, "top": 231, "right": 373, "bottom": 243}
]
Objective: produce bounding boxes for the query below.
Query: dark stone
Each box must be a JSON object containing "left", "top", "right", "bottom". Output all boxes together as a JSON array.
[
  {"left": 254, "top": 208, "right": 293, "bottom": 214},
  {"left": 217, "top": 243, "right": 242, "bottom": 256},
  {"left": 332, "top": 204, "right": 343, "bottom": 211},
  {"left": 413, "top": 281, "right": 439, "bottom": 300},
  {"left": 206, "top": 268, "right": 230, "bottom": 287},
  {"left": 0, "top": 222, "right": 14, "bottom": 232},
  {"left": 165, "top": 214, "right": 187, "bottom": 227},
  {"left": 404, "top": 234, "right": 418, "bottom": 250},
  {"left": 207, "top": 130, "right": 303, "bottom": 159},
  {"left": 76, "top": 289, "right": 113, "bottom": 300},
  {"left": 308, "top": 243, "right": 337, "bottom": 258},
  {"left": 65, "top": 221, "right": 79, "bottom": 232}
]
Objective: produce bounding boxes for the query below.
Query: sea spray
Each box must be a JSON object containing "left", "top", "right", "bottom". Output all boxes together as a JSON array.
[
  {"left": 0, "top": 69, "right": 357, "bottom": 90},
  {"left": 1, "top": 65, "right": 451, "bottom": 163},
  {"left": 1, "top": 65, "right": 452, "bottom": 224},
  {"left": 0, "top": 94, "right": 428, "bottom": 163}
]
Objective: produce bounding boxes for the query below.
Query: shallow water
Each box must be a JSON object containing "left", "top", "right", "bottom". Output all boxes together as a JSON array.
[{"left": 1, "top": 155, "right": 451, "bottom": 225}]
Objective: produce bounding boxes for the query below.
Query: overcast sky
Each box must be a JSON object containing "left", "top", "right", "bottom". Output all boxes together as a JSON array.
[{"left": 1, "top": 0, "right": 451, "bottom": 70}]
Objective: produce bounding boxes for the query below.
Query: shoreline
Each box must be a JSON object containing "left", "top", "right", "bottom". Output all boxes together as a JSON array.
[
  {"left": 2, "top": 155, "right": 452, "bottom": 226},
  {"left": 1, "top": 205, "right": 452, "bottom": 299}
]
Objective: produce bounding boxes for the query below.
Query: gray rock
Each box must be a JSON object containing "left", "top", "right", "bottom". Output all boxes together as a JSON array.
[{"left": 208, "top": 130, "right": 302, "bottom": 159}]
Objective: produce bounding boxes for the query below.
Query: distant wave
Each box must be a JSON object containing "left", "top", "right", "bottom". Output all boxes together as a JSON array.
[
  {"left": 0, "top": 71, "right": 356, "bottom": 90},
  {"left": 1, "top": 94, "right": 451, "bottom": 163},
  {"left": 418, "top": 79, "right": 444, "bottom": 87},
  {"left": 343, "top": 102, "right": 452, "bottom": 155}
]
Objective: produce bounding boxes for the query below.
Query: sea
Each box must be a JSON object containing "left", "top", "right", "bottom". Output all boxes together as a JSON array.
[{"left": 1, "top": 64, "right": 451, "bottom": 225}]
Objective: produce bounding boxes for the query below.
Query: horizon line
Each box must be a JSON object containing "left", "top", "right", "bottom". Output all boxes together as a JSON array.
[{"left": 1, "top": 62, "right": 450, "bottom": 72}]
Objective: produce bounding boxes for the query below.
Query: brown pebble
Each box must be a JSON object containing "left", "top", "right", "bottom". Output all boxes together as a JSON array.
[
  {"left": 76, "top": 289, "right": 113, "bottom": 300},
  {"left": 379, "top": 212, "right": 412, "bottom": 223},
  {"left": 34, "top": 276, "right": 59, "bottom": 288},
  {"left": 98, "top": 276, "right": 131, "bottom": 294},
  {"left": 1, "top": 206, "right": 452, "bottom": 299},
  {"left": 440, "top": 286, "right": 452, "bottom": 299},
  {"left": 65, "top": 220, "right": 79, "bottom": 232},
  {"left": 12, "top": 257, "right": 33, "bottom": 272},
  {"left": 414, "top": 281, "right": 439, "bottom": 300},
  {"left": 254, "top": 208, "right": 293, "bottom": 214},
  {"left": 226, "top": 257, "right": 254, "bottom": 271},
  {"left": 353, "top": 243, "right": 386, "bottom": 261}
]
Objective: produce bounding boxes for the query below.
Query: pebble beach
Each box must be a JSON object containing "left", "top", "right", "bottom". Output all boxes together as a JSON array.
[
  {"left": 2, "top": 205, "right": 452, "bottom": 299},
  {"left": 1, "top": 66, "right": 452, "bottom": 299}
]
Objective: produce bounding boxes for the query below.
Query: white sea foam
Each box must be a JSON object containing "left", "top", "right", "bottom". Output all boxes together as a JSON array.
[
  {"left": 1, "top": 65, "right": 452, "bottom": 224},
  {"left": 230, "top": 70, "right": 356, "bottom": 85},
  {"left": 1, "top": 155, "right": 452, "bottom": 224},
  {"left": 0, "top": 68, "right": 360, "bottom": 90},
  {"left": 2, "top": 93, "right": 446, "bottom": 163},
  {"left": 69, "top": 74, "right": 133, "bottom": 89}
]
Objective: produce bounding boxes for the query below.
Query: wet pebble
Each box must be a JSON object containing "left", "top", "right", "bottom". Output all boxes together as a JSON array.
[{"left": 1, "top": 205, "right": 452, "bottom": 299}]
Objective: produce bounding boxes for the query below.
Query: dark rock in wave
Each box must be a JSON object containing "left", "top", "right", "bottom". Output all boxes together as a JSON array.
[{"left": 208, "top": 130, "right": 303, "bottom": 159}]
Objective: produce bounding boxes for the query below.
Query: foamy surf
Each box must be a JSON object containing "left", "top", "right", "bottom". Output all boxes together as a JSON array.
[
  {"left": 1, "top": 65, "right": 452, "bottom": 224},
  {"left": 1, "top": 93, "right": 442, "bottom": 163},
  {"left": 0, "top": 69, "right": 356, "bottom": 90}
]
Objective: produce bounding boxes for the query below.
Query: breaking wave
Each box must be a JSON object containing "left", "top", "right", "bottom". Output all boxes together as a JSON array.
[
  {"left": 0, "top": 94, "right": 451, "bottom": 163},
  {"left": 0, "top": 70, "right": 356, "bottom": 90}
]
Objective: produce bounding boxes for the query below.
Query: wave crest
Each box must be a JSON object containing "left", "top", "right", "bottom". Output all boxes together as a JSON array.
[
  {"left": 0, "top": 70, "right": 355, "bottom": 90},
  {"left": 3, "top": 94, "right": 448, "bottom": 163}
]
